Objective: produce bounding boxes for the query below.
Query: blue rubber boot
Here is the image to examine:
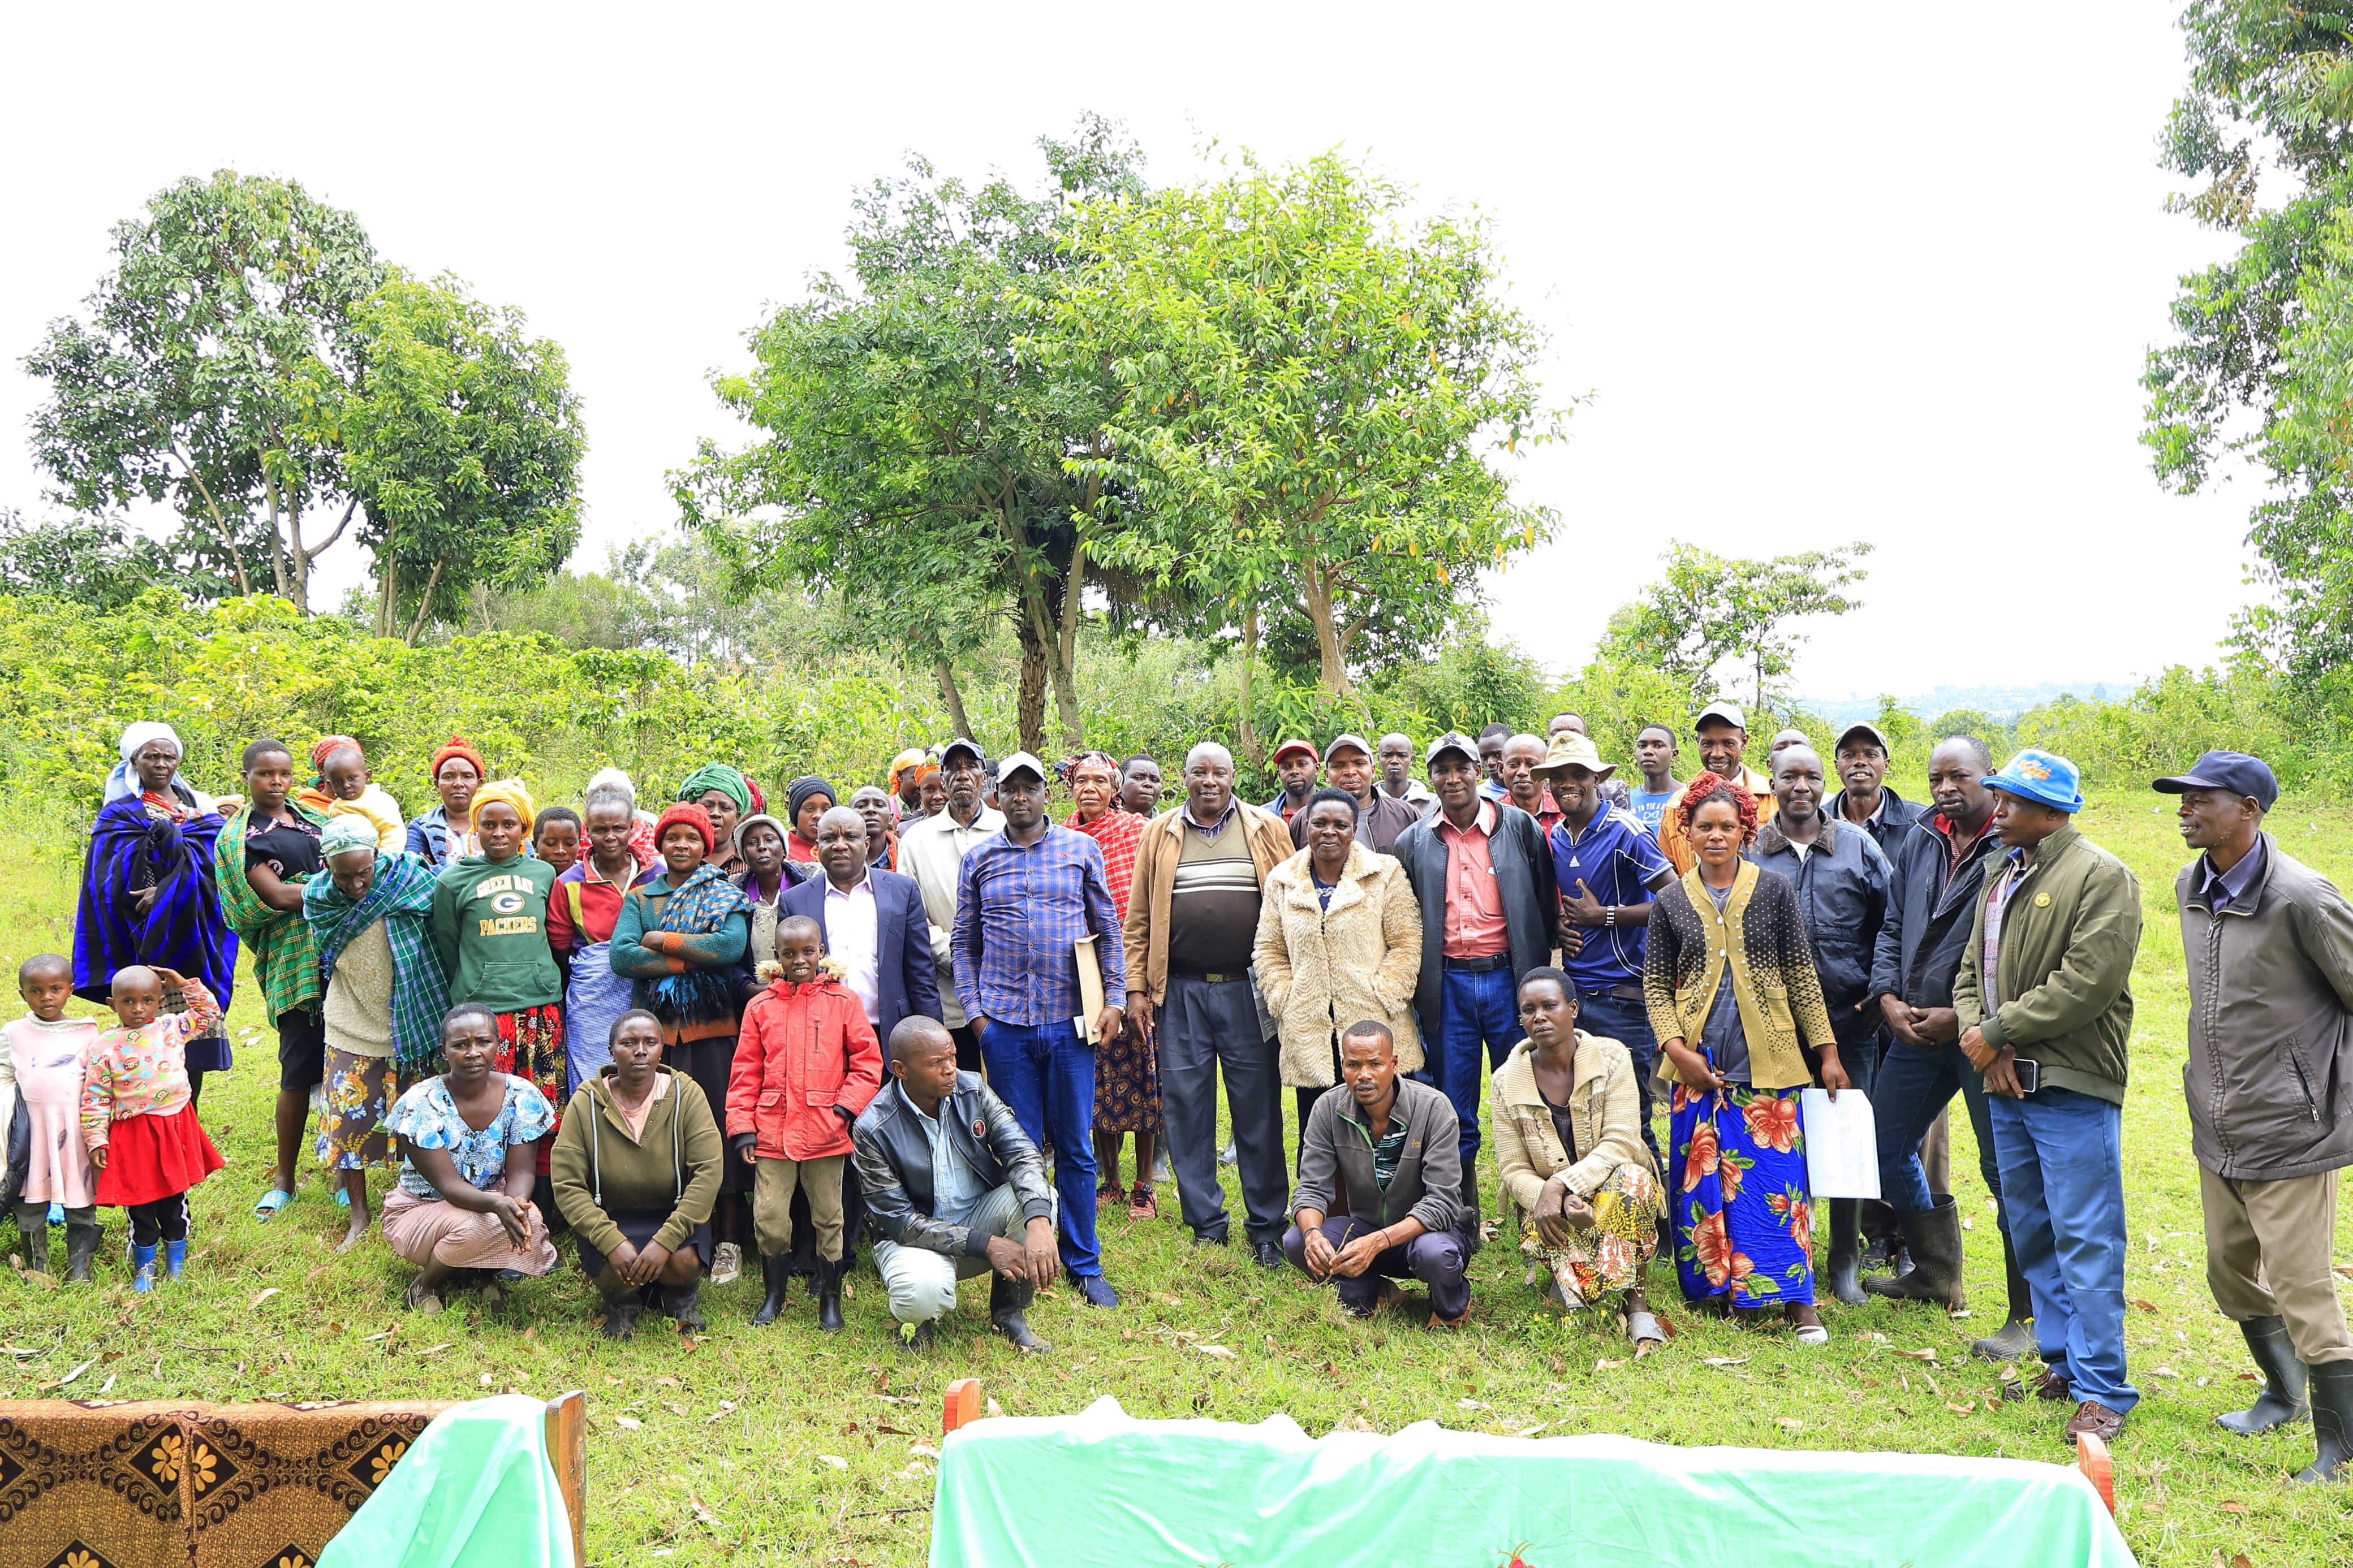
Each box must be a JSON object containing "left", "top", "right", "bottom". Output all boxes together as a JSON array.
[
  {"left": 129, "top": 1243, "right": 158, "bottom": 1293},
  {"left": 162, "top": 1239, "right": 187, "bottom": 1280}
]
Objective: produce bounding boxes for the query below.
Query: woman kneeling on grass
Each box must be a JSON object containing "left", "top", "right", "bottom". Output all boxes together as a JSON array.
[
  {"left": 1645, "top": 772, "right": 1841, "bottom": 1345},
  {"left": 550, "top": 1009, "right": 724, "bottom": 1340},
  {"left": 1490, "top": 966, "right": 1666, "bottom": 1352},
  {"left": 381, "top": 1003, "right": 559, "bottom": 1314}
]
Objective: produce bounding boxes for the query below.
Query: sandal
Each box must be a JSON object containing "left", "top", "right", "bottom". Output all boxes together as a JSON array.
[
  {"left": 405, "top": 1276, "right": 445, "bottom": 1315},
  {"left": 1127, "top": 1185, "right": 1157, "bottom": 1220},
  {"left": 1626, "top": 1309, "right": 1665, "bottom": 1352},
  {"left": 252, "top": 1188, "right": 293, "bottom": 1221},
  {"left": 1793, "top": 1320, "right": 1830, "bottom": 1346}
]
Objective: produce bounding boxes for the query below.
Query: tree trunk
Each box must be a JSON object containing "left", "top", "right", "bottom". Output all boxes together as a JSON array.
[
  {"left": 403, "top": 556, "right": 447, "bottom": 645},
  {"left": 376, "top": 555, "right": 398, "bottom": 640},
  {"left": 1236, "top": 606, "right": 1262, "bottom": 768},
  {"left": 265, "top": 480, "right": 294, "bottom": 604},
  {"left": 1013, "top": 610, "right": 1050, "bottom": 758},
  {"left": 1051, "top": 541, "right": 1087, "bottom": 750},
  {"left": 934, "top": 658, "right": 973, "bottom": 741},
  {"left": 1300, "top": 557, "right": 1352, "bottom": 697}
]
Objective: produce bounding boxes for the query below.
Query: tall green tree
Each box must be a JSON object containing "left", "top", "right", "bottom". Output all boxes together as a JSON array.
[
  {"left": 328, "top": 273, "right": 585, "bottom": 642},
  {"left": 675, "top": 116, "right": 1150, "bottom": 754},
  {"left": 1048, "top": 149, "right": 1564, "bottom": 702},
  {"left": 2144, "top": 4, "right": 2353, "bottom": 675},
  {"left": 1599, "top": 541, "right": 1871, "bottom": 710},
  {"left": 0, "top": 509, "right": 219, "bottom": 610},
  {"left": 24, "top": 170, "right": 386, "bottom": 607}
]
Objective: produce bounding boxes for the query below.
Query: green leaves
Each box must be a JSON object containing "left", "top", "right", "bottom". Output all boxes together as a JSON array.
[{"left": 1598, "top": 542, "right": 1872, "bottom": 711}]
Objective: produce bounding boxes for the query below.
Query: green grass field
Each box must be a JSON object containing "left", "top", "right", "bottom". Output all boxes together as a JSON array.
[{"left": 5, "top": 792, "right": 2350, "bottom": 1566}]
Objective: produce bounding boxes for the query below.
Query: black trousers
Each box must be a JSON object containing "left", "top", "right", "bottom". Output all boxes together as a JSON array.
[{"left": 128, "top": 1193, "right": 189, "bottom": 1245}]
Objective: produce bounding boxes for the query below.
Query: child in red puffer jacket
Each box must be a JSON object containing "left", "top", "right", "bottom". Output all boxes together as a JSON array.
[{"left": 727, "top": 915, "right": 882, "bottom": 1331}]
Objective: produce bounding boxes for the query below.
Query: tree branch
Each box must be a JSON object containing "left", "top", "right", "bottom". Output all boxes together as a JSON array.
[{"left": 403, "top": 556, "right": 447, "bottom": 645}]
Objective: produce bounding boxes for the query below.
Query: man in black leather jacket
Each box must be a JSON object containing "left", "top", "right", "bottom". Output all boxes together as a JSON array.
[{"left": 852, "top": 1018, "right": 1059, "bottom": 1353}]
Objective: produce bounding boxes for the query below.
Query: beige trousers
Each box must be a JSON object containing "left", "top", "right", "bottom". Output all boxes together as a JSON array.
[
  {"left": 381, "top": 1188, "right": 558, "bottom": 1275},
  {"left": 753, "top": 1154, "right": 846, "bottom": 1262},
  {"left": 2201, "top": 1164, "right": 2353, "bottom": 1364}
]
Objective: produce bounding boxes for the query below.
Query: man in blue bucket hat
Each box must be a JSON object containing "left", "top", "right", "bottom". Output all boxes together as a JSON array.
[{"left": 1952, "top": 749, "right": 2143, "bottom": 1449}]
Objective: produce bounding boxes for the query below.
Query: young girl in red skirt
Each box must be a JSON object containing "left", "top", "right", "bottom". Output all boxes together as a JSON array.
[{"left": 81, "top": 964, "right": 226, "bottom": 1291}]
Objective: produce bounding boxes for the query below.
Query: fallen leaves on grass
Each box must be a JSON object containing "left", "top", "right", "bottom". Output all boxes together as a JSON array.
[
  {"left": 703, "top": 1402, "right": 738, "bottom": 1425},
  {"left": 1701, "top": 1357, "right": 1749, "bottom": 1367},
  {"left": 817, "top": 1454, "right": 848, "bottom": 1470},
  {"left": 1775, "top": 1418, "right": 1803, "bottom": 1431},
  {"left": 2218, "top": 1501, "right": 2248, "bottom": 1514},
  {"left": 1594, "top": 1358, "right": 1627, "bottom": 1372},
  {"left": 2130, "top": 1299, "right": 2158, "bottom": 1314},
  {"left": 249, "top": 1287, "right": 280, "bottom": 1308},
  {"left": 1195, "top": 1344, "right": 1236, "bottom": 1360},
  {"left": 38, "top": 1357, "right": 94, "bottom": 1390},
  {"left": 1944, "top": 1401, "right": 1976, "bottom": 1415},
  {"left": 1894, "top": 1347, "right": 1938, "bottom": 1362},
  {"left": 614, "top": 1416, "right": 643, "bottom": 1431}
]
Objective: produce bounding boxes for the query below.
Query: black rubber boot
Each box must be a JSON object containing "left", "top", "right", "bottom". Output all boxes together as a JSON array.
[
  {"left": 1861, "top": 1195, "right": 1966, "bottom": 1311},
  {"left": 752, "top": 1254, "right": 790, "bottom": 1326},
  {"left": 815, "top": 1258, "right": 844, "bottom": 1334},
  {"left": 598, "top": 1291, "right": 643, "bottom": 1340},
  {"left": 1971, "top": 1228, "right": 2036, "bottom": 1360},
  {"left": 662, "top": 1278, "right": 706, "bottom": 1333},
  {"left": 16, "top": 1219, "right": 49, "bottom": 1277},
  {"left": 1825, "top": 1198, "right": 1866, "bottom": 1306},
  {"left": 2220, "top": 1316, "right": 2308, "bottom": 1433},
  {"left": 2295, "top": 1359, "right": 2353, "bottom": 1484},
  {"left": 63, "top": 1220, "right": 101, "bottom": 1284},
  {"left": 990, "top": 1273, "right": 1050, "bottom": 1354}
]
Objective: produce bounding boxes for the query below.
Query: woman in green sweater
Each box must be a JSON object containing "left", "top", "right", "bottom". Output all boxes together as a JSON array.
[
  {"left": 550, "top": 1008, "right": 725, "bottom": 1339},
  {"left": 428, "top": 780, "right": 566, "bottom": 1156}
]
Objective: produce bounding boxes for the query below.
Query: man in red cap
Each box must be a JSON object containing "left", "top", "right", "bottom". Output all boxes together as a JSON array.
[{"left": 1263, "top": 740, "right": 1320, "bottom": 824}]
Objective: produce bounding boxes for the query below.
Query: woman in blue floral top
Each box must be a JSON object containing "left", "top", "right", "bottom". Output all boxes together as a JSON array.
[{"left": 381, "top": 1001, "right": 560, "bottom": 1312}]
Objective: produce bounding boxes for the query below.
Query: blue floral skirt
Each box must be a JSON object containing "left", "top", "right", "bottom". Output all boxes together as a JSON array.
[{"left": 1669, "top": 1081, "right": 1814, "bottom": 1307}]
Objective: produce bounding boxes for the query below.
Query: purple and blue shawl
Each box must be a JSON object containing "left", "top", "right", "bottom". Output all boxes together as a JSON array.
[{"left": 73, "top": 797, "right": 240, "bottom": 1064}]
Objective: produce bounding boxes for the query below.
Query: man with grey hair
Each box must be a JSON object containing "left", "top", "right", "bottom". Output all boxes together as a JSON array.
[{"left": 1123, "top": 741, "right": 1297, "bottom": 1263}]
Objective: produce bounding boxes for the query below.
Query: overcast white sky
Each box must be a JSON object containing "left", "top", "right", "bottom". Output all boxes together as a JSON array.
[{"left": 0, "top": 2, "right": 2248, "bottom": 701}]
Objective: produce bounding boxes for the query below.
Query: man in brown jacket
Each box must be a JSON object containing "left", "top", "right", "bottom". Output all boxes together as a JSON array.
[
  {"left": 2162, "top": 750, "right": 2353, "bottom": 1485},
  {"left": 1123, "top": 741, "right": 1298, "bottom": 1264}
]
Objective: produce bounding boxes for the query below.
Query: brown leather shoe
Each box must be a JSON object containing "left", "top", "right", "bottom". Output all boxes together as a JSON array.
[
  {"left": 2031, "top": 1366, "right": 2074, "bottom": 1402},
  {"left": 2065, "top": 1401, "right": 2126, "bottom": 1445}
]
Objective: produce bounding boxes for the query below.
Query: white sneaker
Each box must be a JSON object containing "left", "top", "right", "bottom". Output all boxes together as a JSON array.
[
  {"left": 1218, "top": 1141, "right": 1238, "bottom": 1167},
  {"left": 710, "top": 1242, "right": 742, "bottom": 1286}
]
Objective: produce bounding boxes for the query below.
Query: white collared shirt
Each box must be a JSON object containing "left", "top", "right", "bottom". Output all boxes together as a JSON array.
[{"left": 825, "top": 871, "right": 882, "bottom": 1026}]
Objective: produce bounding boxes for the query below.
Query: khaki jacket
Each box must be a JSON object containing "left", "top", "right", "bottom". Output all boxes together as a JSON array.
[
  {"left": 548, "top": 1066, "right": 725, "bottom": 1262},
  {"left": 1122, "top": 801, "right": 1296, "bottom": 1004},
  {"left": 1645, "top": 860, "right": 1836, "bottom": 1092},
  {"left": 1490, "top": 1034, "right": 1656, "bottom": 1216},
  {"left": 1251, "top": 843, "right": 1424, "bottom": 1085},
  {"left": 1954, "top": 824, "right": 2139, "bottom": 1104}
]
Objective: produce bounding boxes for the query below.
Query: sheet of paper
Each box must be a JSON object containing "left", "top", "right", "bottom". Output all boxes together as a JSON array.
[
  {"left": 1074, "top": 934, "right": 1105, "bottom": 1043},
  {"left": 1800, "top": 1087, "right": 1881, "bottom": 1200}
]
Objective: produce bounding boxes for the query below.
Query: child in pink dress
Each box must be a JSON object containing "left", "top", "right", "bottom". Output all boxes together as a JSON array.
[
  {"left": 5, "top": 954, "right": 102, "bottom": 1281},
  {"left": 83, "top": 964, "right": 226, "bottom": 1291}
]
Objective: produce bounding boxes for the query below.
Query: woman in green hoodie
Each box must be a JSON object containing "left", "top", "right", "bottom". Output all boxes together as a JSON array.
[
  {"left": 429, "top": 780, "right": 566, "bottom": 1157},
  {"left": 550, "top": 1008, "right": 724, "bottom": 1339}
]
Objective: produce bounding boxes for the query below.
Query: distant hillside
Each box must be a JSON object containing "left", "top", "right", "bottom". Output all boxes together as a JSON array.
[{"left": 1799, "top": 681, "right": 2137, "bottom": 723}]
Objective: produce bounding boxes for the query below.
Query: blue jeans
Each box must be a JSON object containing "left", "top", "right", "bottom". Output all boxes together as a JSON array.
[
  {"left": 1430, "top": 964, "right": 1520, "bottom": 1172},
  {"left": 1572, "top": 989, "right": 1662, "bottom": 1168},
  {"left": 979, "top": 1021, "right": 1101, "bottom": 1278},
  {"left": 1873, "top": 1039, "right": 2004, "bottom": 1224},
  {"left": 1989, "top": 1087, "right": 2136, "bottom": 1414}
]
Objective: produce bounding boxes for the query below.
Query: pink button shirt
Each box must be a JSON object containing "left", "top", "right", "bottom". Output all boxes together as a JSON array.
[{"left": 1435, "top": 800, "right": 1509, "bottom": 960}]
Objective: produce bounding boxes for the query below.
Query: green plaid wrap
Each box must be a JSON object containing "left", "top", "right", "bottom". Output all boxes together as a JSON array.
[
  {"left": 304, "top": 849, "right": 451, "bottom": 1079},
  {"left": 216, "top": 801, "right": 329, "bottom": 1025}
]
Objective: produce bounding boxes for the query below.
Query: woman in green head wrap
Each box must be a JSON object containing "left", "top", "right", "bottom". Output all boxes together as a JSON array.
[{"left": 678, "top": 763, "right": 753, "bottom": 877}]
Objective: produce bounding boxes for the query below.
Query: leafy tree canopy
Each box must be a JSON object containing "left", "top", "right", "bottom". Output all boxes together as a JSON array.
[{"left": 1598, "top": 541, "right": 1871, "bottom": 711}]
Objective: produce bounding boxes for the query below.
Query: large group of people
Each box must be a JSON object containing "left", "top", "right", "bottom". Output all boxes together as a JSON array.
[{"left": 7, "top": 709, "right": 2349, "bottom": 1480}]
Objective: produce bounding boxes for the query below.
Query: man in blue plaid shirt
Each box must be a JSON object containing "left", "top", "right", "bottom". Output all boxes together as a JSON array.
[{"left": 953, "top": 750, "right": 1130, "bottom": 1307}]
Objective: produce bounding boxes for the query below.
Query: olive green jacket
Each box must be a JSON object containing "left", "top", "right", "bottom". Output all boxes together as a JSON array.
[{"left": 1953, "top": 824, "right": 2141, "bottom": 1104}]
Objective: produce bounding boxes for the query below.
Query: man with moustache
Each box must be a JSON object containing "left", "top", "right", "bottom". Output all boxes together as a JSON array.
[
  {"left": 1655, "top": 702, "right": 1777, "bottom": 874},
  {"left": 1828, "top": 720, "right": 1923, "bottom": 853},
  {"left": 1120, "top": 755, "right": 1165, "bottom": 817},
  {"left": 1264, "top": 739, "right": 1321, "bottom": 824},
  {"left": 1288, "top": 732, "right": 1419, "bottom": 854},
  {"left": 899, "top": 738, "right": 1006, "bottom": 1072},
  {"left": 1748, "top": 742, "right": 1891, "bottom": 1304}
]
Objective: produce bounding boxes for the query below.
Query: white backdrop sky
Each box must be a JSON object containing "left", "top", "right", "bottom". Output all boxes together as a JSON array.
[{"left": 0, "top": 2, "right": 2250, "bottom": 702}]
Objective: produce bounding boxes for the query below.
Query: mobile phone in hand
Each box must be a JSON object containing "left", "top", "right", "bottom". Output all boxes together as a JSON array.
[{"left": 2013, "top": 1057, "right": 2041, "bottom": 1095}]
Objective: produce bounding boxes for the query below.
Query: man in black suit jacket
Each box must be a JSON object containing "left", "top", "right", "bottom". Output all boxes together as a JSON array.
[{"left": 775, "top": 804, "right": 942, "bottom": 1273}]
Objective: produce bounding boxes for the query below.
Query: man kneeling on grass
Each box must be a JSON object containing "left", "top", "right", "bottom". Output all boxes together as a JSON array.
[
  {"left": 1284, "top": 1020, "right": 1473, "bottom": 1326},
  {"left": 851, "top": 1017, "right": 1058, "bottom": 1354}
]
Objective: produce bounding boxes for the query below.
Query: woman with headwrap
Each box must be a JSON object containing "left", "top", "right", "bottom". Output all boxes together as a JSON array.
[
  {"left": 678, "top": 762, "right": 753, "bottom": 878},
  {"left": 74, "top": 722, "right": 237, "bottom": 1104},
  {"left": 611, "top": 803, "right": 756, "bottom": 1282},
  {"left": 217, "top": 738, "right": 330, "bottom": 1220},
  {"left": 406, "top": 736, "right": 488, "bottom": 869},
  {"left": 731, "top": 813, "right": 818, "bottom": 979},
  {"left": 305, "top": 816, "right": 450, "bottom": 1247},
  {"left": 428, "top": 779, "right": 567, "bottom": 1172},
  {"left": 889, "top": 748, "right": 929, "bottom": 822},
  {"left": 784, "top": 776, "right": 837, "bottom": 862}
]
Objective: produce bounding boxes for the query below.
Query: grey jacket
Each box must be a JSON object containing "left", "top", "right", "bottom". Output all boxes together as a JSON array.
[
  {"left": 1393, "top": 803, "right": 1558, "bottom": 1048},
  {"left": 1290, "top": 1076, "right": 1467, "bottom": 1245},
  {"left": 1749, "top": 815, "right": 1891, "bottom": 1047},
  {"left": 852, "top": 1072, "right": 1054, "bottom": 1258},
  {"left": 2179, "top": 836, "right": 2353, "bottom": 1181}
]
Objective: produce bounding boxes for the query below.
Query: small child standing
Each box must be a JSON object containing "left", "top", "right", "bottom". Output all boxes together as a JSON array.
[
  {"left": 727, "top": 915, "right": 881, "bottom": 1332},
  {"left": 5, "top": 954, "right": 102, "bottom": 1281},
  {"left": 84, "top": 964, "right": 226, "bottom": 1290}
]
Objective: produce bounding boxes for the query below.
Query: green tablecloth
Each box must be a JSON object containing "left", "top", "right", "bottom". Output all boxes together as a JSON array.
[
  {"left": 318, "top": 1394, "right": 575, "bottom": 1568},
  {"left": 930, "top": 1398, "right": 2136, "bottom": 1568}
]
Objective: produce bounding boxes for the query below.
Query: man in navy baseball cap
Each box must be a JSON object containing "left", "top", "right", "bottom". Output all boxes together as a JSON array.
[{"left": 2153, "top": 750, "right": 2279, "bottom": 813}]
